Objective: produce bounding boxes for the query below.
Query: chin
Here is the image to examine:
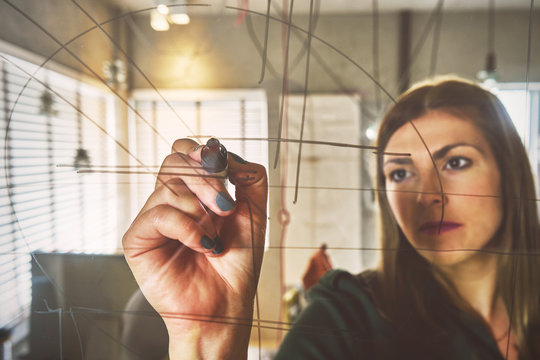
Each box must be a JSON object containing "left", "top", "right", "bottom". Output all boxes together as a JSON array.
[{"left": 416, "top": 248, "right": 470, "bottom": 267}]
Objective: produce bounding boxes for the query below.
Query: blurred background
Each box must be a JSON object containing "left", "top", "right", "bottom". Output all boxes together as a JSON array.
[{"left": 0, "top": 0, "right": 539, "bottom": 359}]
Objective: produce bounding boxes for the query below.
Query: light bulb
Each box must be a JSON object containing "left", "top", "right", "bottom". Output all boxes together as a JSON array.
[
  {"left": 157, "top": 4, "right": 169, "bottom": 15},
  {"left": 151, "top": 9, "right": 169, "bottom": 31},
  {"left": 169, "top": 13, "right": 190, "bottom": 25},
  {"left": 365, "top": 123, "right": 378, "bottom": 141}
]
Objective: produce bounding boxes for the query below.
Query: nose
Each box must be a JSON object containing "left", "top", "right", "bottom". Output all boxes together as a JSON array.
[{"left": 416, "top": 171, "right": 449, "bottom": 207}]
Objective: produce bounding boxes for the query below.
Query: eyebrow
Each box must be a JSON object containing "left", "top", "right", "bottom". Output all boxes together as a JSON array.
[{"left": 383, "top": 142, "right": 485, "bottom": 167}]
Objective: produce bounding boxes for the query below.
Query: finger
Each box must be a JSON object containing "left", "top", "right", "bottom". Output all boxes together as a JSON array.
[
  {"left": 125, "top": 204, "right": 222, "bottom": 256},
  {"left": 228, "top": 152, "right": 268, "bottom": 215},
  {"left": 141, "top": 178, "right": 217, "bottom": 240},
  {"left": 222, "top": 153, "right": 268, "bottom": 261},
  {"left": 171, "top": 138, "right": 199, "bottom": 154},
  {"left": 156, "top": 152, "right": 235, "bottom": 216}
]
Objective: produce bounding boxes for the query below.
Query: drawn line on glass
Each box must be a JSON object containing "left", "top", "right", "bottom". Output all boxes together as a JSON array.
[
  {"left": 273, "top": 0, "right": 295, "bottom": 169},
  {"left": 3, "top": 247, "right": 540, "bottom": 256},
  {"left": 292, "top": 0, "right": 315, "bottom": 204},
  {"left": 258, "top": 0, "right": 272, "bottom": 84},
  {"left": 189, "top": 135, "right": 410, "bottom": 155},
  {"left": 3, "top": 0, "right": 173, "bottom": 148},
  {"left": 225, "top": 6, "right": 396, "bottom": 103}
]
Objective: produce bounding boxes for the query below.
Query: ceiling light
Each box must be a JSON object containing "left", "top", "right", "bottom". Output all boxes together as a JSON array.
[
  {"left": 151, "top": 9, "right": 170, "bottom": 31},
  {"left": 477, "top": 0, "right": 498, "bottom": 90},
  {"left": 151, "top": 1, "right": 191, "bottom": 30},
  {"left": 169, "top": 12, "right": 190, "bottom": 25},
  {"left": 157, "top": 4, "right": 170, "bottom": 15},
  {"left": 365, "top": 123, "right": 379, "bottom": 141},
  {"left": 477, "top": 52, "right": 499, "bottom": 91},
  {"left": 169, "top": 2, "right": 190, "bottom": 25}
]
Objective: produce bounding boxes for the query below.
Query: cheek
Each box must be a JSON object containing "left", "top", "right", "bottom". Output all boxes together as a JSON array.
[
  {"left": 451, "top": 164, "right": 502, "bottom": 200},
  {"left": 448, "top": 169, "right": 503, "bottom": 233},
  {"left": 462, "top": 190, "right": 503, "bottom": 233},
  {"left": 386, "top": 190, "right": 414, "bottom": 229}
]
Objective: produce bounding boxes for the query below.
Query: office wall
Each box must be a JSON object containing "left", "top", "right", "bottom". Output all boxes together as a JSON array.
[{"left": 0, "top": 0, "right": 121, "bottom": 79}]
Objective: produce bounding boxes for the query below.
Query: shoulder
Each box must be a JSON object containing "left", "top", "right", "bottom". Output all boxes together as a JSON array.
[
  {"left": 310, "top": 268, "right": 380, "bottom": 305},
  {"left": 307, "top": 269, "right": 385, "bottom": 333},
  {"left": 309, "top": 269, "right": 384, "bottom": 326},
  {"left": 319, "top": 268, "right": 379, "bottom": 288},
  {"left": 275, "top": 269, "right": 392, "bottom": 359}
]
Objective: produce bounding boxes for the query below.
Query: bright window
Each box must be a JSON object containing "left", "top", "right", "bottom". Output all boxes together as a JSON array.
[
  {"left": 0, "top": 51, "right": 117, "bottom": 329},
  {"left": 497, "top": 84, "right": 540, "bottom": 194},
  {"left": 129, "top": 89, "right": 269, "bottom": 217}
]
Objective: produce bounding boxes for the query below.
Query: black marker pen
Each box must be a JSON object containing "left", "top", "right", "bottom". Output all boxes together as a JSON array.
[
  {"left": 200, "top": 138, "right": 234, "bottom": 220},
  {"left": 200, "top": 138, "right": 228, "bottom": 184}
]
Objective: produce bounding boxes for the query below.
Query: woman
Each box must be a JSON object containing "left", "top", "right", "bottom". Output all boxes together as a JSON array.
[{"left": 122, "top": 77, "right": 540, "bottom": 359}]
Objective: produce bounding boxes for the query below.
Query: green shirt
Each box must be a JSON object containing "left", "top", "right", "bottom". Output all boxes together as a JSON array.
[{"left": 275, "top": 269, "right": 504, "bottom": 360}]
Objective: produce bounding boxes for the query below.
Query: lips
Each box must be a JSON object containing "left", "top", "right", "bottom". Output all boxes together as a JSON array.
[{"left": 418, "top": 221, "right": 463, "bottom": 235}]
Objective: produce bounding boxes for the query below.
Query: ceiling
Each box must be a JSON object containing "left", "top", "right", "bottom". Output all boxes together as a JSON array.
[{"left": 110, "top": 0, "right": 539, "bottom": 14}]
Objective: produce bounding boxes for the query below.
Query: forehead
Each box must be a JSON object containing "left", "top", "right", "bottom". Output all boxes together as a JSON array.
[{"left": 384, "top": 111, "right": 488, "bottom": 155}]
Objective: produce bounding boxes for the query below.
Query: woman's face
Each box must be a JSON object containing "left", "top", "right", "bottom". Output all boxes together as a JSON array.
[{"left": 383, "top": 111, "right": 503, "bottom": 267}]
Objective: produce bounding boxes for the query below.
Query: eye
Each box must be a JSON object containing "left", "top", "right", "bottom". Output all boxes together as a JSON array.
[
  {"left": 444, "top": 156, "right": 471, "bottom": 170},
  {"left": 388, "top": 169, "right": 410, "bottom": 183}
]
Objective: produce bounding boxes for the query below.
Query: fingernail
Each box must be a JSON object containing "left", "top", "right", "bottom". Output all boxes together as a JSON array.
[
  {"left": 212, "top": 236, "right": 224, "bottom": 255},
  {"left": 194, "top": 144, "right": 203, "bottom": 152},
  {"left": 216, "top": 191, "right": 235, "bottom": 211},
  {"left": 229, "top": 152, "right": 247, "bottom": 164},
  {"left": 200, "top": 235, "right": 215, "bottom": 250}
]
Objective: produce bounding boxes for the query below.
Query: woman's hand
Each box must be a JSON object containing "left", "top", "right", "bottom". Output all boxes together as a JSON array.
[{"left": 122, "top": 138, "right": 268, "bottom": 359}]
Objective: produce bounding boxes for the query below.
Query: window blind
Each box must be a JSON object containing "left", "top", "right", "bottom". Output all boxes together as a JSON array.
[
  {"left": 129, "top": 90, "right": 269, "bottom": 214},
  {"left": 0, "top": 52, "right": 117, "bottom": 329}
]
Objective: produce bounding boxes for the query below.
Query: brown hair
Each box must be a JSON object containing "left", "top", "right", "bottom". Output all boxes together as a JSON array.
[{"left": 374, "top": 76, "right": 540, "bottom": 358}]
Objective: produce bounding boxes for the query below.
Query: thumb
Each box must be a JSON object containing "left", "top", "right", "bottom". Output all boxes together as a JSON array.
[{"left": 228, "top": 152, "right": 268, "bottom": 216}]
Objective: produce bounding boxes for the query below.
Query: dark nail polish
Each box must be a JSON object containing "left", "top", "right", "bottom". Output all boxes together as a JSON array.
[
  {"left": 216, "top": 191, "right": 235, "bottom": 211},
  {"left": 212, "top": 236, "right": 224, "bottom": 255},
  {"left": 200, "top": 235, "right": 215, "bottom": 250},
  {"left": 229, "top": 152, "right": 247, "bottom": 164},
  {"left": 194, "top": 144, "right": 203, "bottom": 152}
]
